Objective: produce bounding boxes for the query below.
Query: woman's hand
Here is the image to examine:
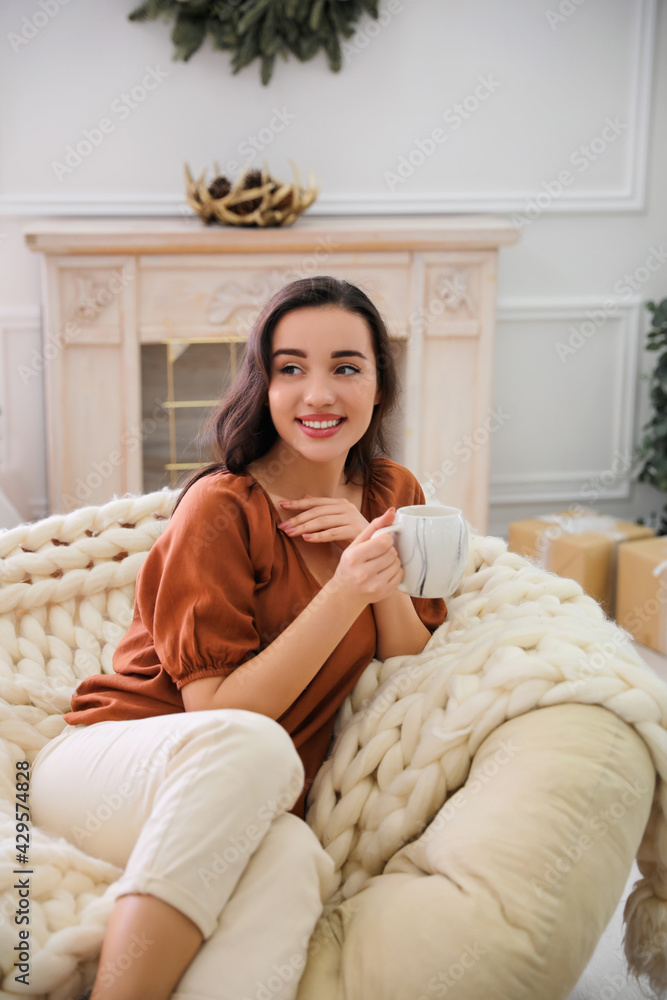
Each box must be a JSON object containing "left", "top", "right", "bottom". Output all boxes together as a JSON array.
[
  {"left": 278, "top": 493, "right": 370, "bottom": 550},
  {"left": 329, "top": 508, "right": 403, "bottom": 605}
]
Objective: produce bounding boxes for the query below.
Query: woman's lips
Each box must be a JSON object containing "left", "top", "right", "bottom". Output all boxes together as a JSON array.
[{"left": 296, "top": 418, "right": 346, "bottom": 438}]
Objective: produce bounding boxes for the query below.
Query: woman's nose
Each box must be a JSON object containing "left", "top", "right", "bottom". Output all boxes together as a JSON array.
[{"left": 304, "top": 381, "right": 336, "bottom": 405}]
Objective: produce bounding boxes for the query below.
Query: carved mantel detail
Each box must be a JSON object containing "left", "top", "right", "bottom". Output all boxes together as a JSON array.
[
  {"left": 207, "top": 269, "right": 288, "bottom": 330},
  {"left": 435, "top": 269, "right": 476, "bottom": 314}
]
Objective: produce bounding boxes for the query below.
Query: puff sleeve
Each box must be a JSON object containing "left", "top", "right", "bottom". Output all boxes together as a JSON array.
[
  {"left": 133, "top": 473, "right": 261, "bottom": 690},
  {"left": 408, "top": 477, "right": 449, "bottom": 634}
]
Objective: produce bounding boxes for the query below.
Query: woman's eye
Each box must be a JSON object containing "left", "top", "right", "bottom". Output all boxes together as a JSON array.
[{"left": 277, "top": 364, "right": 360, "bottom": 376}]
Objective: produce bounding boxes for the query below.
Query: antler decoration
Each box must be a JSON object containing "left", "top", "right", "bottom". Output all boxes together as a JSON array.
[{"left": 184, "top": 159, "right": 319, "bottom": 227}]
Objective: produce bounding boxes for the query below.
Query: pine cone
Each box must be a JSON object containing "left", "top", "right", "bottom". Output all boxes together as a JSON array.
[
  {"left": 208, "top": 175, "right": 231, "bottom": 199},
  {"left": 233, "top": 170, "right": 264, "bottom": 215}
]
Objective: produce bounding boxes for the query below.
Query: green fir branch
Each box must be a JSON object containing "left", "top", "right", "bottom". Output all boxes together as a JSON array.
[
  {"left": 171, "top": 11, "right": 208, "bottom": 61},
  {"left": 128, "top": 0, "right": 175, "bottom": 22},
  {"left": 127, "top": 0, "right": 383, "bottom": 83}
]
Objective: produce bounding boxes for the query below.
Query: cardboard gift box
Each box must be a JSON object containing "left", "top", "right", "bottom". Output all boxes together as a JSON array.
[
  {"left": 616, "top": 536, "right": 667, "bottom": 654},
  {"left": 508, "top": 509, "right": 655, "bottom": 618}
]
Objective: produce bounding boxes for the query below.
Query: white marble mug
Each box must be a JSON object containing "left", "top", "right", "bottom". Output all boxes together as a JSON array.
[{"left": 373, "top": 504, "right": 468, "bottom": 599}]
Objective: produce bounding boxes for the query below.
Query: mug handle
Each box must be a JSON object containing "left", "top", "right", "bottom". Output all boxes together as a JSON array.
[
  {"left": 372, "top": 524, "right": 403, "bottom": 538},
  {"left": 372, "top": 523, "right": 408, "bottom": 593}
]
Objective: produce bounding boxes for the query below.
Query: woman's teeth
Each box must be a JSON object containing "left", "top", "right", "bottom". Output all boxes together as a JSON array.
[{"left": 298, "top": 418, "right": 343, "bottom": 429}]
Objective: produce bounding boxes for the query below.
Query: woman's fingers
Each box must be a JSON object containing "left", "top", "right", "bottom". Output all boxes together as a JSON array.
[
  {"left": 278, "top": 500, "right": 347, "bottom": 528},
  {"left": 279, "top": 496, "right": 331, "bottom": 508},
  {"left": 354, "top": 507, "right": 395, "bottom": 544}
]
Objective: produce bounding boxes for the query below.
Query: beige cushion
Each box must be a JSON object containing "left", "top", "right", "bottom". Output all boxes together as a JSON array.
[{"left": 296, "top": 703, "right": 655, "bottom": 1000}]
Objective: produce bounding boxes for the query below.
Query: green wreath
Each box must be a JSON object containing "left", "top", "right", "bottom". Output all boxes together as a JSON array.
[{"left": 128, "top": 0, "right": 380, "bottom": 85}]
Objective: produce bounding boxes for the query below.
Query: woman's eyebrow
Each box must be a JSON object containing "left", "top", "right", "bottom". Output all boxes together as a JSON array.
[{"left": 272, "top": 349, "right": 368, "bottom": 360}]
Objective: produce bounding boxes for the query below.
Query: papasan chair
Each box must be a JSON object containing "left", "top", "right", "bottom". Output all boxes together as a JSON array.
[{"left": 1, "top": 485, "right": 667, "bottom": 1000}]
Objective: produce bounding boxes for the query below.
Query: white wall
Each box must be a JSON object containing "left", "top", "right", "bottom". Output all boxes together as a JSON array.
[{"left": 0, "top": 0, "right": 665, "bottom": 535}]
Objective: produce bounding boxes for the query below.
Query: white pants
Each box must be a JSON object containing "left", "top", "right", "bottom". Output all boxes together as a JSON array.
[{"left": 30, "top": 709, "right": 335, "bottom": 1000}]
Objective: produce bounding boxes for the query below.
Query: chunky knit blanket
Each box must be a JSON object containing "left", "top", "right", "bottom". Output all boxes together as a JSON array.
[{"left": 1, "top": 489, "right": 667, "bottom": 998}]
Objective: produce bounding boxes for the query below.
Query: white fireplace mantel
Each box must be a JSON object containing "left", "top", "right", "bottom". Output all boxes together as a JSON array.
[{"left": 25, "top": 215, "right": 520, "bottom": 532}]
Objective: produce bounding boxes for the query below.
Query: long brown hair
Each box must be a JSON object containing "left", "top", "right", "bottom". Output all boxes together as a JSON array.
[{"left": 171, "top": 275, "right": 400, "bottom": 515}]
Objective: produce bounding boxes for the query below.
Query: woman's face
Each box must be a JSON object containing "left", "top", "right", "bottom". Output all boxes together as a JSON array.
[{"left": 266, "top": 305, "right": 381, "bottom": 462}]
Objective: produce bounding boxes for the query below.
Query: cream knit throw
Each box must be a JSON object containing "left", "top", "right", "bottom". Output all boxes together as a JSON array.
[{"left": 0, "top": 488, "right": 666, "bottom": 997}]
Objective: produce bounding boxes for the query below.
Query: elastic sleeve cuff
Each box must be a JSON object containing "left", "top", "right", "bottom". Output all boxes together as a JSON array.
[{"left": 174, "top": 666, "right": 236, "bottom": 690}]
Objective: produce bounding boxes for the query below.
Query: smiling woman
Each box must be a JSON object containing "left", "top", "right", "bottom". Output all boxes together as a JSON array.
[
  {"left": 257, "top": 305, "right": 382, "bottom": 492},
  {"left": 41, "top": 275, "right": 448, "bottom": 1000}
]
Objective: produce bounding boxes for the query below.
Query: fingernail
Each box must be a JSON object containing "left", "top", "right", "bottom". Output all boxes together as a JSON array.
[{"left": 280, "top": 500, "right": 291, "bottom": 505}]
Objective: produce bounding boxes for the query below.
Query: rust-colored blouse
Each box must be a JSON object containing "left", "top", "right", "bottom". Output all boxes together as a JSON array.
[{"left": 63, "top": 457, "right": 448, "bottom": 819}]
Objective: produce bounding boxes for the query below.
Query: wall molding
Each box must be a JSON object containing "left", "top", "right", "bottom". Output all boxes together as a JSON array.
[
  {"left": 0, "top": 306, "right": 44, "bottom": 522},
  {"left": 0, "top": 0, "right": 655, "bottom": 219},
  {"left": 489, "top": 296, "right": 643, "bottom": 506},
  {"left": 0, "top": 306, "right": 42, "bottom": 322},
  {"left": 0, "top": 306, "right": 41, "bottom": 476}
]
